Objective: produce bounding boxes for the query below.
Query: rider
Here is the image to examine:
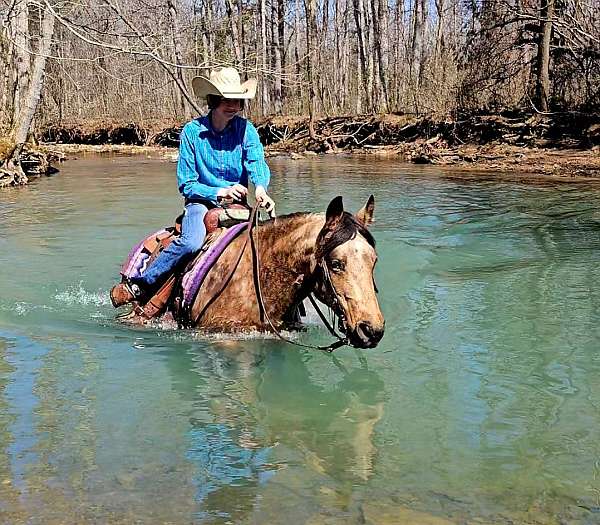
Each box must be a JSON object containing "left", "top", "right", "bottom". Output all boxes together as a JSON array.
[{"left": 110, "top": 67, "right": 275, "bottom": 307}]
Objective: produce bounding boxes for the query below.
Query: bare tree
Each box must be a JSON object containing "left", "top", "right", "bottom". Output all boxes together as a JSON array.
[
  {"left": 1, "top": 0, "right": 598, "bottom": 162},
  {"left": 2, "top": 0, "right": 54, "bottom": 183}
]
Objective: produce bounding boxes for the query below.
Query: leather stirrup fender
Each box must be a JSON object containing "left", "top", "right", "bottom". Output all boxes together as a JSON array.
[{"left": 141, "top": 274, "right": 178, "bottom": 319}]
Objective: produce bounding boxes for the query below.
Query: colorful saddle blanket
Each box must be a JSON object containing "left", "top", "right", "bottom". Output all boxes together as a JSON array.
[
  {"left": 119, "top": 221, "right": 248, "bottom": 319},
  {"left": 120, "top": 206, "right": 250, "bottom": 281},
  {"left": 181, "top": 221, "right": 248, "bottom": 309},
  {"left": 121, "top": 228, "right": 173, "bottom": 279}
]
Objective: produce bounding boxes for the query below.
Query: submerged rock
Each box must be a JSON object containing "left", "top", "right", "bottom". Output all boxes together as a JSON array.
[{"left": 361, "top": 501, "right": 457, "bottom": 525}]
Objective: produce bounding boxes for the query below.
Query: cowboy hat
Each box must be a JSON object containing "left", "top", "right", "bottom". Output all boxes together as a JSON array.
[{"left": 192, "top": 67, "right": 257, "bottom": 100}]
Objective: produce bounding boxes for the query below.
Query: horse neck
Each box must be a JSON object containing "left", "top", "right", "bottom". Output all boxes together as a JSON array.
[
  {"left": 256, "top": 213, "right": 325, "bottom": 304},
  {"left": 259, "top": 213, "right": 324, "bottom": 269}
]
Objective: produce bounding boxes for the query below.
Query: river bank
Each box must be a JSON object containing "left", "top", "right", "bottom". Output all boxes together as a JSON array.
[{"left": 5, "top": 111, "right": 600, "bottom": 187}]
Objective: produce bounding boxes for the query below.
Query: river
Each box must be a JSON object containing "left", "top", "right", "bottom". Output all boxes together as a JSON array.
[{"left": 1, "top": 154, "right": 600, "bottom": 524}]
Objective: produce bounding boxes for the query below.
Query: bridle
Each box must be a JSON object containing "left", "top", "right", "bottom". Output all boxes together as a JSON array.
[
  {"left": 310, "top": 259, "right": 348, "bottom": 335},
  {"left": 250, "top": 206, "right": 350, "bottom": 352}
]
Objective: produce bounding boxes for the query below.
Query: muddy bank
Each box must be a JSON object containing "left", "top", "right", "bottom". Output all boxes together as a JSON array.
[
  {"left": 39, "top": 112, "right": 600, "bottom": 179},
  {"left": 258, "top": 112, "right": 600, "bottom": 178},
  {"left": 41, "top": 119, "right": 181, "bottom": 147},
  {"left": 258, "top": 112, "right": 600, "bottom": 150}
]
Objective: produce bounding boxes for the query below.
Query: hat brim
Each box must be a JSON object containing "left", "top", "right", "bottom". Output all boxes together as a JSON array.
[{"left": 192, "top": 76, "right": 257, "bottom": 100}]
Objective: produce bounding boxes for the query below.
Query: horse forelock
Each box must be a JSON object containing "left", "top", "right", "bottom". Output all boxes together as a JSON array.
[{"left": 316, "top": 212, "right": 375, "bottom": 260}]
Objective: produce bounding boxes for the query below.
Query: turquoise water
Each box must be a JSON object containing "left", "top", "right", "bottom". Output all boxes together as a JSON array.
[{"left": 1, "top": 154, "right": 600, "bottom": 524}]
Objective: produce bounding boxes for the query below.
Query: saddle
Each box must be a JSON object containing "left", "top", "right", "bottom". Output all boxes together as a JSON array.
[{"left": 117, "top": 204, "right": 250, "bottom": 320}]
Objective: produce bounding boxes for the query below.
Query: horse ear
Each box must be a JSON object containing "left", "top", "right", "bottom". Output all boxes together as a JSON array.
[
  {"left": 356, "top": 195, "right": 375, "bottom": 227},
  {"left": 325, "top": 196, "right": 344, "bottom": 226}
]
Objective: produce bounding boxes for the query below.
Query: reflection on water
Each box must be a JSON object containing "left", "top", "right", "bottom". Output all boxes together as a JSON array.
[{"left": 1, "top": 155, "right": 600, "bottom": 523}]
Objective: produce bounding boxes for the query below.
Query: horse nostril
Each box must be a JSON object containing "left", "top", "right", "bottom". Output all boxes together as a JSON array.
[
  {"left": 357, "top": 321, "right": 374, "bottom": 339},
  {"left": 356, "top": 321, "right": 384, "bottom": 345}
]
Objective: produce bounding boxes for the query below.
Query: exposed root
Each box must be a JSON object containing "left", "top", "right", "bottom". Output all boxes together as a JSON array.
[{"left": 0, "top": 139, "right": 60, "bottom": 189}]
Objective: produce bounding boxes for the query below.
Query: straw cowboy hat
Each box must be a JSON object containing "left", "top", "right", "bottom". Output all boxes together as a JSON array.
[{"left": 192, "top": 67, "right": 257, "bottom": 100}]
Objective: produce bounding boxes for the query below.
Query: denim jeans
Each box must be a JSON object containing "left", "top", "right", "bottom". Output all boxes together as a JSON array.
[{"left": 138, "top": 202, "right": 208, "bottom": 287}]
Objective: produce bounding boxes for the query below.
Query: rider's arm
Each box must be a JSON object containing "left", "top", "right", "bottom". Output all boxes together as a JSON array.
[
  {"left": 177, "top": 123, "right": 231, "bottom": 204},
  {"left": 242, "top": 122, "right": 271, "bottom": 191}
]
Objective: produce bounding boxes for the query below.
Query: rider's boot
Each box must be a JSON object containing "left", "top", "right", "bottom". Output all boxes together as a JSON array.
[{"left": 110, "top": 280, "right": 146, "bottom": 307}]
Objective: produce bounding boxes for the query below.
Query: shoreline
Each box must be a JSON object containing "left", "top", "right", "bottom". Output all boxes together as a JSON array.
[
  {"left": 4, "top": 112, "right": 598, "bottom": 187},
  {"left": 41, "top": 141, "right": 600, "bottom": 183}
]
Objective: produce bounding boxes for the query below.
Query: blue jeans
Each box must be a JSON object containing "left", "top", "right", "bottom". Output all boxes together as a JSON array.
[{"left": 138, "top": 202, "right": 208, "bottom": 287}]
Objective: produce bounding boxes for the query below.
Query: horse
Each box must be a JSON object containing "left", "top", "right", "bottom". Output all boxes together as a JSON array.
[{"left": 126, "top": 196, "right": 385, "bottom": 349}]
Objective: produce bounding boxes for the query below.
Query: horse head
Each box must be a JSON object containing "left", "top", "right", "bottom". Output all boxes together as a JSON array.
[{"left": 312, "top": 196, "right": 385, "bottom": 349}]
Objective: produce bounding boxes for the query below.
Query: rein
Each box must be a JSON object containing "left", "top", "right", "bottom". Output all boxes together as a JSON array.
[
  {"left": 249, "top": 205, "right": 349, "bottom": 352},
  {"left": 194, "top": 202, "right": 349, "bottom": 352}
]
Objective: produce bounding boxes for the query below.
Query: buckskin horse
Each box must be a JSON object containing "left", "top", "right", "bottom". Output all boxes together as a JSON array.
[{"left": 120, "top": 196, "right": 385, "bottom": 349}]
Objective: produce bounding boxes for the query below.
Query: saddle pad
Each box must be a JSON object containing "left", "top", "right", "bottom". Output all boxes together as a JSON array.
[
  {"left": 121, "top": 228, "right": 169, "bottom": 279},
  {"left": 181, "top": 221, "right": 248, "bottom": 308}
]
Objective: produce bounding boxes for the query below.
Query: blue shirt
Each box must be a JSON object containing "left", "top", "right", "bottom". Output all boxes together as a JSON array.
[{"left": 176, "top": 113, "right": 271, "bottom": 205}]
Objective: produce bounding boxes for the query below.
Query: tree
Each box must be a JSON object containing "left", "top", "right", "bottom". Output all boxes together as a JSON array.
[{"left": 1, "top": 0, "right": 55, "bottom": 185}]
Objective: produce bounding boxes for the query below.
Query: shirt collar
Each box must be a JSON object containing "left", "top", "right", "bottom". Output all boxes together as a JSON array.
[{"left": 198, "top": 111, "right": 236, "bottom": 137}]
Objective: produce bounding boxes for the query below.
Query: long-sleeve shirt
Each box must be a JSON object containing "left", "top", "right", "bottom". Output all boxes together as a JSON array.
[{"left": 176, "top": 113, "right": 271, "bottom": 205}]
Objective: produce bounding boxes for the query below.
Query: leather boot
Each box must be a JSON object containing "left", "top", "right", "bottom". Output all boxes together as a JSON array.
[{"left": 110, "top": 282, "right": 143, "bottom": 307}]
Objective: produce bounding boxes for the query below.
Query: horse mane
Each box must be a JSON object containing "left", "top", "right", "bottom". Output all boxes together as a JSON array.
[{"left": 258, "top": 210, "right": 375, "bottom": 258}]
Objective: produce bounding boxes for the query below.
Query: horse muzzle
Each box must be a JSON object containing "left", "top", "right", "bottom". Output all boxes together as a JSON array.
[{"left": 348, "top": 320, "right": 385, "bottom": 349}]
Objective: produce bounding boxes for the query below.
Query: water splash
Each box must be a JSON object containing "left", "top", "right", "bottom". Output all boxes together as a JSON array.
[
  {"left": 201, "top": 329, "right": 300, "bottom": 342},
  {"left": 11, "top": 302, "right": 55, "bottom": 316},
  {"left": 54, "top": 282, "right": 110, "bottom": 307}
]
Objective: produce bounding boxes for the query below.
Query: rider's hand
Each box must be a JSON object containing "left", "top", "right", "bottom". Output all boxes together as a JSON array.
[
  {"left": 255, "top": 186, "right": 275, "bottom": 215},
  {"left": 217, "top": 184, "right": 248, "bottom": 202}
]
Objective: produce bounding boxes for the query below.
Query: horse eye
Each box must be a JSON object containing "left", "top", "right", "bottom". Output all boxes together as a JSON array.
[{"left": 330, "top": 259, "right": 345, "bottom": 272}]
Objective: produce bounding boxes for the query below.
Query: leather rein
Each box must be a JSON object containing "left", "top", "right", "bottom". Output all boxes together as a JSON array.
[{"left": 195, "top": 202, "right": 349, "bottom": 352}]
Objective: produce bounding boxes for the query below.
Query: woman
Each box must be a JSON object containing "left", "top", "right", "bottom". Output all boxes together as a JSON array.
[{"left": 111, "top": 67, "right": 275, "bottom": 307}]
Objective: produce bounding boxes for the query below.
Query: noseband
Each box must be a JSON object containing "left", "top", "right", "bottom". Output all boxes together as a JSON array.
[{"left": 311, "top": 258, "right": 348, "bottom": 335}]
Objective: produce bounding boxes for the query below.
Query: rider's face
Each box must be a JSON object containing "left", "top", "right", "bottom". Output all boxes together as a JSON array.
[{"left": 214, "top": 98, "right": 242, "bottom": 120}]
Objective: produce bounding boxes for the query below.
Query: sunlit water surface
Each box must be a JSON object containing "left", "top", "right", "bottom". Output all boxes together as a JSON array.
[{"left": 1, "top": 154, "right": 600, "bottom": 524}]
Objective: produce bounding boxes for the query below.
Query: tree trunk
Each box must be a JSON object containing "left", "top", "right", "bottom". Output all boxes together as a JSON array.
[
  {"left": 294, "top": 0, "right": 301, "bottom": 114},
  {"left": 238, "top": 0, "right": 246, "bottom": 78},
  {"left": 434, "top": 0, "right": 445, "bottom": 59},
  {"left": 259, "top": 0, "right": 268, "bottom": 114},
  {"left": 200, "top": 0, "right": 211, "bottom": 68},
  {"left": 371, "top": 0, "right": 389, "bottom": 111},
  {"left": 334, "top": 0, "right": 350, "bottom": 111},
  {"left": 206, "top": 0, "right": 215, "bottom": 59},
  {"left": 167, "top": 0, "right": 191, "bottom": 120},
  {"left": 2, "top": 1, "right": 54, "bottom": 186},
  {"left": 225, "top": 0, "right": 242, "bottom": 65},
  {"left": 277, "top": 0, "right": 285, "bottom": 103},
  {"left": 272, "top": 0, "right": 283, "bottom": 113},
  {"left": 12, "top": 0, "right": 30, "bottom": 130},
  {"left": 10, "top": 4, "right": 54, "bottom": 156},
  {"left": 378, "top": 0, "right": 390, "bottom": 109},
  {"left": 0, "top": 23, "right": 13, "bottom": 130},
  {"left": 352, "top": 0, "right": 371, "bottom": 110},
  {"left": 305, "top": 0, "right": 318, "bottom": 138},
  {"left": 536, "top": 0, "right": 554, "bottom": 112}
]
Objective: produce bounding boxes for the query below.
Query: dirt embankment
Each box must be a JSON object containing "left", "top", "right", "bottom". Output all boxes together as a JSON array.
[
  {"left": 0, "top": 137, "right": 65, "bottom": 188},
  {"left": 37, "top": 112, "right": 600, "bottom": 180},
  {"left": 256, "top": 112, "right": 600, "bottom": 179}
]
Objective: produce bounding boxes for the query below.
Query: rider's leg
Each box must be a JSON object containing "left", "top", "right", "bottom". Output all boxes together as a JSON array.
[
  {"left": 110, "top": 203, "right": 208, "bottom": 307},
  {"left": 138, "top": 202, "right": 208, "bottom": 288}
]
